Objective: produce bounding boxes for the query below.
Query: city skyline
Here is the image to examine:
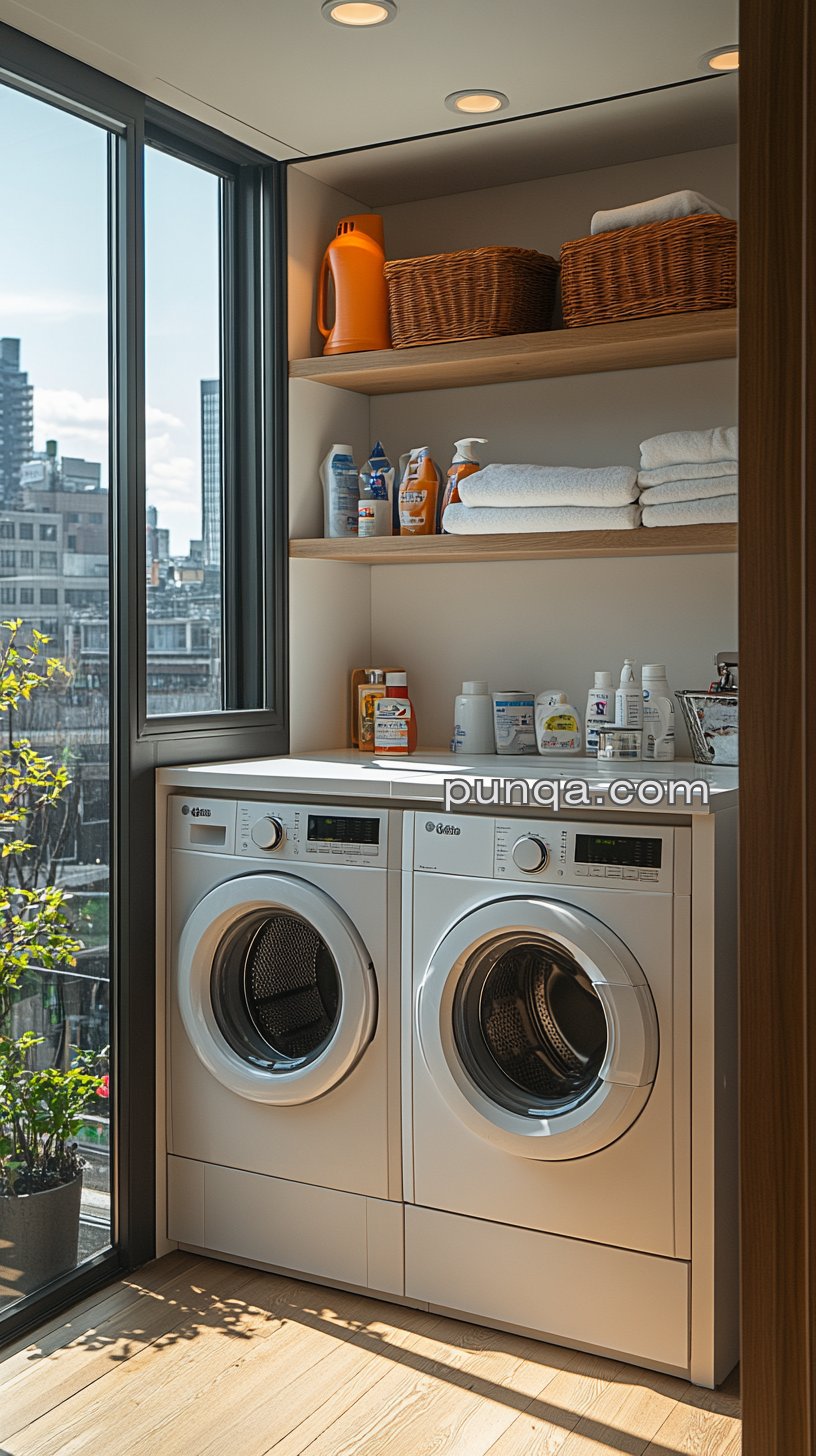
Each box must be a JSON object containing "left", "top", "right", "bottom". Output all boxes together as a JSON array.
[{"left": 0, "top": 83, "right": 221, "bottom": 555}]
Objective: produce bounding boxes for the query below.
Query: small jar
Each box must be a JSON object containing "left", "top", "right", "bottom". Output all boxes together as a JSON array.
[{"left": 595, "top": 723, "right": 641, "bottom": 761}]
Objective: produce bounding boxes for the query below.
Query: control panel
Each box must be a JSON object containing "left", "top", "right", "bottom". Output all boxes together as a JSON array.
[
  {"left": 413, "top": 813, "right": 674, "bottom": 890},
  {"left": 169, "top": 796, "right": 387, "bottom": 865},
  {"left": 236, "top": 802, "right": 386, "bottom": 866}
]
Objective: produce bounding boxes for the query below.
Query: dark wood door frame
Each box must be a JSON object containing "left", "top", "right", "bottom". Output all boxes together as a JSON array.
[{"left": 740, "top": 1, "right": 815, "bottom": 1450}]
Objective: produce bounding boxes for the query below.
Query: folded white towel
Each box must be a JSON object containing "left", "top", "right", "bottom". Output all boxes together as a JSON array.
[
  {"left": 443, "top": 502, "right": 641, "bottom": 534},
  {"left": 642, "top": 495, "right": 738, "bottom": 528},
  {"left": 638, "top": 460, "right": 737, "bottom": 487},
  {"left": 640, "top": 426, "right": 738, "bottom": 470},
  {"left": 458, "top": 463, "right": 639, "bottom": 509},
  {"left": 590, "top": 190, "right": 733, "bottom": 236},
  {"left": 640, "top": 476, "right": 738, "bottom": 507}
]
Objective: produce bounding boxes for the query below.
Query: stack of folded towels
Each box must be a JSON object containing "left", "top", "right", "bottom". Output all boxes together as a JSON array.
[
  {"left": 442, "top": 464, "right": 641, "bottom": 535},
  {"left": 590, "top": 189, "right": 732, "bottom": 235},
  {"left": 638, "top": 426, "right": 738, "bottom": 528}
]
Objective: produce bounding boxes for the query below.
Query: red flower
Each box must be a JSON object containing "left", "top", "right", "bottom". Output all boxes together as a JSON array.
[{"left": 96, "top": 1074, "right": 110, "bottom": 1100}]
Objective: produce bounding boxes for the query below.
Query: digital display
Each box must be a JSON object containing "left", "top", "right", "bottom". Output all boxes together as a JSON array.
[
  {"left": 307, "top": 814, "right": 380, "bottom": 846},
  {"left": 575, "top": 834, "right": 662, "bottom": 868}
]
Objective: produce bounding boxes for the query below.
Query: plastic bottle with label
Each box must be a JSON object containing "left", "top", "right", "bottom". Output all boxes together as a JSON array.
[
  {"left": 641, "top": 663, "right": 676, "bottom": 760},
  {"left": 452, "top": 680, "right": 494, "bottom": 754},
  {"left": 374, "top": 672, "right": 418, "bottom": 754},
  {"left": 399, "top": 448, "right": 439, "bottom": 535},
  {"left": 615, "top": 660, "right": 643, "bottom": 731},
  {"left": 320, "top": 444, "right": 359, "bottom": 538},
  {"left": 534, "top": 690, "right": 583, "bottom": 754},
  {"left": 585, "top": 670, "right": 613, "bottom": 756},
  {"left": 439, "top": 438, "right": 487, "bottom": 530}
]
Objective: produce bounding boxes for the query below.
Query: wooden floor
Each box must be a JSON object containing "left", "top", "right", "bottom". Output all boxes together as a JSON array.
[{"left": 0, "top": 1253, "right": 741, "bottom": 1455}]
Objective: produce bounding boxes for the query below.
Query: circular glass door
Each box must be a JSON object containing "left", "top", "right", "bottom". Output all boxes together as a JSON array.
[
  {"left": 418, "top": 898, "right": 658, "bottom": 1160},
  {"left": 453, "top": 933, "right": 608, "bottom": 1118},
  {"left": 178, "top": 874, "right": 377, "bottom": 1104}
]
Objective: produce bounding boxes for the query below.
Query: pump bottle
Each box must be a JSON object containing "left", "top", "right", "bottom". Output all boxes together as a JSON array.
[
  {"left": 439, "top": 438, "right": 487, "bottom": 530},
  {"left": 615, "top": 660, "right": 643, "bottom": 745}
]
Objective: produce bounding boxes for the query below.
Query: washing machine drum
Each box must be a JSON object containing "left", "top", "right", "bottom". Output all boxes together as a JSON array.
[
  {"left": 177, "top": 874, "right": 377, "bottom": 1104},
  {"left": 418, "top": 898, "right": 659, "bottom": 1160}
]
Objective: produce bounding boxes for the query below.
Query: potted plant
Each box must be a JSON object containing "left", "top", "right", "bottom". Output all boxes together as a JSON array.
[{"left": 0, "top": 620, "right": 105, "bottom": 1300}]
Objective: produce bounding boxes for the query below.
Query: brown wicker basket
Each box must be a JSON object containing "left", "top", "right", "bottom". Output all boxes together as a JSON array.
[
  {"left": 560, "top": 214, "right": 737, "bottom": 328},
  {"left": 384, "top": 246, "right": 559, "bottom": 348}
]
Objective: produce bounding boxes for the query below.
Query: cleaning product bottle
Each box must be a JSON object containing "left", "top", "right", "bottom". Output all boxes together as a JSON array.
[
  {"left": 317, "top": 215, "right": 390, "bottom": 356},
  {"left": 585, "top": 670, "right": 613, "bottom": 756},
  {"left": 439, "top": 438, "right": 487, "bottom": 531},
  {"left": 399, "top": 448, "right": 438, "bottom": 535},
  {"left": 358, "top": 440, "right": 394, "bottom": 538},
  {"left": 615, "top": 659, "right": 643, "bottom": 742},
  {"left": 452, "top": 681, "right": 494, "bottom": 754},
  {"left": 535, "top": 690, "right": 583, "bottom": 754},
  {"left": 641, "top": 663, "right": 676, "bottom": 761},
  {"left": 357, "top": 669, "right": 386, "bottom": 752},
  {"left": 374, "top": 671, "right": 418, "bottom": 754},
  {"left": 320, "top": 444, "right": 359, "bottom": 538}
]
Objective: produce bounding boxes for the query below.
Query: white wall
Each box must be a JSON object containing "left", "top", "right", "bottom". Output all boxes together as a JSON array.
[
  {"left": 288, "top": 171, "right": 373, "bottom": 751},
  {"left": 288, "top": 145, "right": 739, "bottom": 756}
]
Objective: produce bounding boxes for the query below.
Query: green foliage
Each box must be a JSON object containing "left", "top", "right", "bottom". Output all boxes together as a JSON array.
[{"left": 0, "top": 621, "right": 104, "bottom": 1197}]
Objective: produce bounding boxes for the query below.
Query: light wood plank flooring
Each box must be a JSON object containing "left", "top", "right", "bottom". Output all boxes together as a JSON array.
[{"left": 0, "top": 1253, "right": 741, "bottom": 1456}]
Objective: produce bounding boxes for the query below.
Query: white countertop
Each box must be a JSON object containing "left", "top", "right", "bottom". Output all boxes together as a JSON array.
[{"left": 157, "top": 749, "right": 738, "bottom": 816}]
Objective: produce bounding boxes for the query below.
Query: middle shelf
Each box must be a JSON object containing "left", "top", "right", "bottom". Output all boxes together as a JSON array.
[{"left": 289, "top": 524, "right": 737, "bottom": 566}]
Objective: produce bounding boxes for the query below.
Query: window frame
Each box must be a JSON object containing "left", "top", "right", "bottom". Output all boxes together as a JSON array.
[
  {"left": 0, "top": 22, "right": 288, "bottom": 1346},
  {"left": 141, "top": 107, "right": 288, "bottom": 738}
]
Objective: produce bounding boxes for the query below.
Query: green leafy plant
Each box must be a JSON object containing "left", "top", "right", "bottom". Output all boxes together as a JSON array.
[{"left": 0, "top": 620, "right": 104, "bottom": 1197}]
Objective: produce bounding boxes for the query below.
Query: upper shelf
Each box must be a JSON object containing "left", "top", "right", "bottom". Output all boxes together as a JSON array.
[
  {"left": 289, "top": 309, "right": 738, "bottom": 396},
  {"left": 289, "top": 523, "right": 737, "bottom": 566}
]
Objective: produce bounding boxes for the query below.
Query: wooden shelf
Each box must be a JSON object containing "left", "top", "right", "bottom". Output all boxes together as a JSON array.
[
  {"left": 289, "top": 309, "right": 738, "bottom": 395},
  {"left": 289, "top": 524, "right": 737, "bottom": 566}
]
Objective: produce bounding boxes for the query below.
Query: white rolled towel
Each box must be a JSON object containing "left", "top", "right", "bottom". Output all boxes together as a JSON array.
[
  {"left": 640, "top": 426, "right": 738, "bottom": 470},
  {"left": 590, "top": 190, "right": 732, "bottom": 236},
  {"left": 638, "top": 460, "right": 737, "bottom": 487},
  {"left": 443, "top": 502, "right": 641, "bottom": 534},
  {"left": 640, "top": 476, "right": 738, "bottom": 507},
  {"left": 458, "top": 463, "right": 638, "bottom": 509},
  {"left": 642, "top": 495, "right": 738, "bottom": 528}
]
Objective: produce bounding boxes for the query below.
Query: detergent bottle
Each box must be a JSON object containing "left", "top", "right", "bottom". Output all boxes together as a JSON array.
[
  {"left": 439, "top": 438, "right": 487, "bottom": 529},
  {"left": 317, "top": 215, "right": 391, "bottom": 356},
  {"left": 399, "top": 448, "right": 439, "bottom": 535}
]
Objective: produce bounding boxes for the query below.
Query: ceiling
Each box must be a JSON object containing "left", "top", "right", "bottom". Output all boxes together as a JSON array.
[
  {"left": 297, "top": 76, "right": 738, "bottom": 206},
  {"left": 0, "top": 0, "right": 738, "bottom": 160}
]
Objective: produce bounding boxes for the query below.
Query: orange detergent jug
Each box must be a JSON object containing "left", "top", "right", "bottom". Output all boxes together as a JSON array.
[{"left": 317, "top": 214, "right": 391, "bottom": 356}]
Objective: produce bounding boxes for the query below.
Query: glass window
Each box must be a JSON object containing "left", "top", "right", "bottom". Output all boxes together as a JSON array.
[
  {"left": 0, "top": 79, "right": 112, "bottom": 1317},
  {"left": 0, "top": 550, "right": 14, "bottom": 567},
  {"left": 144, "top": 146, "right": 223, "bottom": 717}
]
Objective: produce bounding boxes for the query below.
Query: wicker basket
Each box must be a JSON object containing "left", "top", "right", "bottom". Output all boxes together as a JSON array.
[
  {"left": 384, "top": 246, "right": 559, "bottom": 348},
  {"left": 560, "top": 214, "right": 737, "bottom": 328}
]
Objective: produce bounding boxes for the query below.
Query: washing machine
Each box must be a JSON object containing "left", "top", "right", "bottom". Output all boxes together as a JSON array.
[
  {"left": 402, "top": 809, "right": 738, "bottom": 1386},
  {"left": 165, "top": 793, "right": 404, "bottom": 1296}
]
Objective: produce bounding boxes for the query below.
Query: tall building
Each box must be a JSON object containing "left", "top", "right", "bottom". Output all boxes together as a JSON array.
[
  {"left": 0, "top": 338, "right": 34, "bottom": 504},
  {"left": 200, "top": 379, "right": 221, "bottom": 569}
]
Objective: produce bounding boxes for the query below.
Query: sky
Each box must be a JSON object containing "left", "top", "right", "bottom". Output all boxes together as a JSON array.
[{"left": 0, "top": 81, "right": 220, "bottom": 555}]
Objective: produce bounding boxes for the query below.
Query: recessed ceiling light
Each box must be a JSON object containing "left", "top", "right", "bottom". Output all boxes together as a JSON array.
[
  {"left": 445, "top": 89, "right": 509, "bottom": 116},
  {"left": 701, "top": 46, "right": 739, "bottom": 72},
  {"left": 321, "top": 0, "right": 397, "bottom": 26}
]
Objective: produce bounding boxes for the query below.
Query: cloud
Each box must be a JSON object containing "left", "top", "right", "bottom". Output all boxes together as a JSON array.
[{"left": 0, "top": 291, "right": 105, "bottom": 322}]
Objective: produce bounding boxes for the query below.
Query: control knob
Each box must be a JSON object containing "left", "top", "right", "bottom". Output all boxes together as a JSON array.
[
  {"left": 511, "top": 835, "right": 549, "bottom": 873},
  {"left": 250, "top": 816, "right": 285, "bottom": 852}
]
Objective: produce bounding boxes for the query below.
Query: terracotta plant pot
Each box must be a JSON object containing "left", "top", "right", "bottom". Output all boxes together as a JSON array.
[{"left": 0, "top": 1174, "right": 82, "bottom": 1302}]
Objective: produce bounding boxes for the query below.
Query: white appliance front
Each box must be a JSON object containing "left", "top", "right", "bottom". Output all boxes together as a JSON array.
[
  {"left": 168, "top": 796, "right": 401, "bottom": 1203},
  {"left": 406, "top": 813, "right": 690, "bottom": 1260}
]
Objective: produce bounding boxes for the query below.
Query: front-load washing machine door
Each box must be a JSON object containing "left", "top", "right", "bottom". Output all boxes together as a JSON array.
[
  {"left": 417, "top": 898, "right": 658, "bottom": 1160},
  {"left": 177, "top": 874, "right": 376, "bottom": 1104}
]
